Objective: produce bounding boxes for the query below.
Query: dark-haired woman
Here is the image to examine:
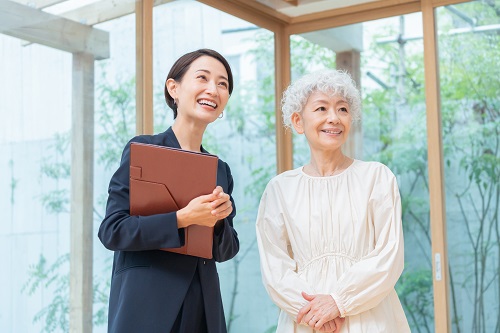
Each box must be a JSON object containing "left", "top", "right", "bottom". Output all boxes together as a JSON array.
[{"left": 99, "top": 49, "right": 239, "bottom": 333}]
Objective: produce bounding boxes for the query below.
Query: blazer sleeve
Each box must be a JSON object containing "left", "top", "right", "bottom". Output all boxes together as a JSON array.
[
  {"left": 212, "top": 162, "right": 239, "bottom": 263},
  {"left": 331, "top": 167, "right": 405, "bottom": 317},
  {"left": 98, "top": 137, "right": 184, "bottom": 251},
  {"left": 255, "top": 180, "right": 316, "bottom": 321}
]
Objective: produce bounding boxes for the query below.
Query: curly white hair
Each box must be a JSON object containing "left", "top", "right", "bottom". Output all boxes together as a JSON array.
[{"left": 281, "top": 69, "right": 361, "bottom": 128}]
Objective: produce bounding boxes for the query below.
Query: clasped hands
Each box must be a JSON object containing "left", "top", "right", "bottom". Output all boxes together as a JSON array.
[
  {"left": 297, "top": 292, "right": 344, "bottom": 332},
  {"left": 176, "top": 186, "right": 232, "bottom": 228}
]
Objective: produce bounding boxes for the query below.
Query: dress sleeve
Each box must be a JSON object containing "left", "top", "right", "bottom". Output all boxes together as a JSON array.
[
  {"left": 98, "top": 138, "right": 183, "bottom": 251},
  {"left": 256, "top": 181, "right": 316, "bottom": 321},
  {"left": 331, "top": 168, "right": 405, "bottom": 317}
]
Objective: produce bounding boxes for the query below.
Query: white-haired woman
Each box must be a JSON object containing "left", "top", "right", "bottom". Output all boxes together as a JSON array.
[{"left": 256, "top": 69, "right": 410, "bottom": 333}]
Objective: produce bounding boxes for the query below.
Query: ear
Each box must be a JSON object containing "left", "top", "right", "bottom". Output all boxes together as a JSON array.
[
  {"left": 291, "top": 112, "right": 304, "bottom": 134},
  {"left": 166, "top": 78, "right": 178, "bottom": 100}
]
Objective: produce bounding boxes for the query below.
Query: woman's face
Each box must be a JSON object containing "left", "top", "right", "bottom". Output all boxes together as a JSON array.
[
  {"left": 292, "top": 90, "right": 352, "bottom": 152},
  {"left": 167, "top": 55, "right": 230, "bottom": 123}
]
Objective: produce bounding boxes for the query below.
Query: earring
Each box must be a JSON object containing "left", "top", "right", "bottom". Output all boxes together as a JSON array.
[{"left": 218, "top": 112, "right": 224, "bottom": 119}]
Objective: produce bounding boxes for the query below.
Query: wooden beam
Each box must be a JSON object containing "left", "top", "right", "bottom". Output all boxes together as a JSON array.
[
  {"left": 0, "top": 0, "right": 109, "bottom": 60},
  {"left": 431, "top": 0, "right": 470, "bottom": 7},
  {"left": 11, "top": 0, "right": 65, "bottom": 9},
  {"left": 197, "top": 0, "right": 288, "bottom": 32},
  {"left": 288, "top": 0, "right": 421, "bottom": 34},
  {"left": 70, "top": 52, "right": 94, "bottom": 333},
  {"left": 274, "top": 26, "right": 293, "bottom": 173},
  {"left": 56, "top": 0, "right": 175, "bottom": 27},
  {"left": 421, "top": 1, "right": 451, "bottom": 332},
  {"left": 136, "top": 0, "right": 154, "bottom": 135}
]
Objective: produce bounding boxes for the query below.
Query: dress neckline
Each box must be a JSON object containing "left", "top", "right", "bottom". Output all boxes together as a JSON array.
[{"left": 299, "top": 159, "right": 358, "bottom": 179}]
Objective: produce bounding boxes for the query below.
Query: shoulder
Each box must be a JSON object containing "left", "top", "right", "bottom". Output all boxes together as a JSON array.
[
  {"left": 263, "top": 167, "right": 301, "bottom": 192},
  {"left": 353, "top": 160, "right": 396, "bottom": 180}
]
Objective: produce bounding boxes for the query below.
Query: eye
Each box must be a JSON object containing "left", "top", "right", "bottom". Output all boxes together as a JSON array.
[
  {"left": 218, "top": 81, "right": 228, "bottom": 89},
  {"left": 315, "top": 106, "right": 326, "bottom": 112},
  {"left": 197, "top": 75, "right": 207, "bottom": 81},
  {"left": 339, "top": 107, "right": 348, "bottom": 113}
]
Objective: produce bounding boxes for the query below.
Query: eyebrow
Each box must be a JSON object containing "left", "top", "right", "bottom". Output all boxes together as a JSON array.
[
  {"left": 311, "top": 98, "right": 348, "bottom": 105},
  {"left": 195, "top": 69, "right": 228, "bottom": 82}
]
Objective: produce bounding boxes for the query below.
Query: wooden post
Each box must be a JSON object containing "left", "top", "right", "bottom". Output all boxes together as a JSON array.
[
  {"left": 136, "top": 0, "right": 154, "bottom": 135},
  {"left": 336, "top": 50, "right": 362, "bottom": 159},
  {"left": 421, "top": 1, "right": 451, "bottom": 332},
  {"left": 275, "top": 25, "right": 293, "bottom": 174},
  {"left": 70, "top": 52, "right": 94, "bottom": 333}
]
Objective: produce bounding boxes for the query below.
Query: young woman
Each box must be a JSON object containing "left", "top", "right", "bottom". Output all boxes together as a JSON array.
[
  {"left": 256, "top": 69, "right": 410, "bottom": 332},
  {"left": 99, "top": 49, "right": 239, "bottom": 333}
]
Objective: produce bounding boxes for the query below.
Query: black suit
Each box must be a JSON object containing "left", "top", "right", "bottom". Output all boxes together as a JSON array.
[{"left": 98, "top": 127, "right": 239, "bottom": 333}]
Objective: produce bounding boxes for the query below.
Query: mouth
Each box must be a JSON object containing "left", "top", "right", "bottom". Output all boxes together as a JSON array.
[
  {"left": 321, "top": 129, "right": 342, "bottom": 134},
  {"left": 198, "top": 99, "right": 217, "bottom": 109}
]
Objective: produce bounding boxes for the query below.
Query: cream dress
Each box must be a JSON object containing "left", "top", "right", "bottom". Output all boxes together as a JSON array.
[{"left": 256, "top": 160, "right": 411, "bottom": 333}]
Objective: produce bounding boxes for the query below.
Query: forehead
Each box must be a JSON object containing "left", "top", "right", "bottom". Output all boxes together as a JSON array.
[
  {"left": 187, "top": 56, "right": 228, "bottom": 77},
  {"left": 305, "top": 90, "right": 347, "bottom": 104}
]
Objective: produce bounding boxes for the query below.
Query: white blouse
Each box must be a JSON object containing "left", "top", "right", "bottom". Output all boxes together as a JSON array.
[{"left": 256, "top": 160, "right": 411, "bottom": 333}]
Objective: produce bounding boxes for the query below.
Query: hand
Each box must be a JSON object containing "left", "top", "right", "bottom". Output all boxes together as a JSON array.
[
  {"left": 176, "top": 186, "right": 232, "bottom": 228},
  {"left": 297, "top": 292, "right": 341, "bottom": 330},
  {"left": 209, "top": 186, "right": 233, "bottom": 220},
  {"left": 317, "top": 317, "right": 344, "bottom": 332}
]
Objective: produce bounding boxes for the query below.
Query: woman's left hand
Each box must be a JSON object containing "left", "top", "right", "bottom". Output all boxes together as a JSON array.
[{"left": 297, "top": 292, "right": 341, "bottom": 330}]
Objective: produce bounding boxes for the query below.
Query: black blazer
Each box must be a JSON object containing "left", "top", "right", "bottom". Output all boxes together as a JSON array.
[{"left": 98, "top": 127, "right": 240, "bottom": 333}]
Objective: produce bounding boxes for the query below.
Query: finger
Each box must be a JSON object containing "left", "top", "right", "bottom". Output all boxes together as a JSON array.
[
  {"left": 213, "top": 204, "right": 232, "bottom": 218},
  {"left": 302, "top": 291, "right": 315, "bottom": 301},
  {"left": 213, "top": 186, "right": 223, "bottom": 195},
  {"left": 211, "top": 200, "right": 232, "bottom": 215},
  {"left": 296, "top": 303, "right": 311, "bottom": 323}
]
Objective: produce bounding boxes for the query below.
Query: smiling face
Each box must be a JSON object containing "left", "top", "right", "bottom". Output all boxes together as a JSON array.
[
  {"left": 166, "top": 55, "right": 230, "bottom": 124},
  {"left": 291, "top": 90, "right": 352, "bottom": 153}
]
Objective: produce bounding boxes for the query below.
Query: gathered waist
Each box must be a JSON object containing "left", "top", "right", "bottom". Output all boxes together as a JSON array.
[{"left": 297, "top": 252, "right": 359, "bottom": 273}]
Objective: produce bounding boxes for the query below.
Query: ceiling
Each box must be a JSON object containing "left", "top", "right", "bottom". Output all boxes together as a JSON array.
[{"left": 251, "top": 0, "right": 381, "bottom": 17}]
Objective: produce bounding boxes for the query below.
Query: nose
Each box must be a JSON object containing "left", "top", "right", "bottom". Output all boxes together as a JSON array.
[
  {"left": 327, "top": 108, "right": 340, "bottom": 124},
  {"left": 206, "top": 80, "right": 218, "bottom": 96}
]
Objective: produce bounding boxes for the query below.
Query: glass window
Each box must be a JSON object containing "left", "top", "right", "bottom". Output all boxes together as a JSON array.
[
  {"left": 93, "top": 12, "right": 137, "bottom": 333},
  {"left": 152, "top": 2, "right": 277, "bottom": 331},
  {"left": 437, "top": 2, "right": 500, "bottom": 332},
  {"left": 0, "top": 20, "right": 73, "bottom": 333}
]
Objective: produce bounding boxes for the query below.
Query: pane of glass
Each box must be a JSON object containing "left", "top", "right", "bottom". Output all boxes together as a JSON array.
[
  {"left": 152, "top": 2, "right": 277, "bottom": 332},
  {"left": 437, "top": 2, "right": 500, "bottom": 332},
  {"left": 290, "top": 13, "right": 433, "bottom": 332},
  {"left": 0, "top": 16, "right": 73, "bottom": 333},
  {"left": 93, "top": 11, "right": 137, "bottom": 333}
]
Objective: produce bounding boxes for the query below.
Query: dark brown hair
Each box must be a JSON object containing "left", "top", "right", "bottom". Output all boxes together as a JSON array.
[{"left": 164, "top": 49, "right": 234, "bottom": 119}]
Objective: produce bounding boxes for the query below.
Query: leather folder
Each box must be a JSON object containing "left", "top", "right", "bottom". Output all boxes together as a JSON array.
[{"left": 129, "top": 142, "right": 218, "bottom": 259}]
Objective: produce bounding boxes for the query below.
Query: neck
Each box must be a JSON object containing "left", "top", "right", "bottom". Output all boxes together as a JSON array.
[
  {"left": 306, "top": 150, "right": 351, "bottom": 177},
  {"left": 171, "top": 119, "right": 206, "bottom": 152}
]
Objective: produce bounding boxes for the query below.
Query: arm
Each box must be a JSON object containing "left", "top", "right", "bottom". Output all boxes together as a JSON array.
[
  {"left": 331, "top": 169, "right": 405, "bottom": 317},
  {"left": 255, "top": 182, "right": 316, "bottom": 321},
  {"left": 212, "top": 163, "right": 239, "bottom": 262},
  {"left": 98, "top": 138, "right": 183, "bottom": 251}
]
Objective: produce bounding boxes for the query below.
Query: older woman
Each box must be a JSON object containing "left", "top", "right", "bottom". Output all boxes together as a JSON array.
[{"left": 256, "top": 69, "right": 410, "bottom": 333}]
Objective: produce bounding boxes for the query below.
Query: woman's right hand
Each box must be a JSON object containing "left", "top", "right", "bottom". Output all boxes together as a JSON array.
[{"left": 176, "top": 186, "right": 231, "bottom": 228}]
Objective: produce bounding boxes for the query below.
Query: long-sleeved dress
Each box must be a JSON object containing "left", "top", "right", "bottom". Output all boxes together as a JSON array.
[{"left": 256, "top": 160, "right": 410, "bottom": 333}]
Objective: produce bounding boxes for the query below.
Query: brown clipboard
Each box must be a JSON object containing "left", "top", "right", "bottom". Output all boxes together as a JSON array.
[{"left": 129, "top": 142, "right": 218, "bottom": 259}]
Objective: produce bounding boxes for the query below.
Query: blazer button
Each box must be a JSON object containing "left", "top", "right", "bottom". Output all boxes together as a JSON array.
[{"left": 203, "top": 260, "right": 206, "bottom": 265}]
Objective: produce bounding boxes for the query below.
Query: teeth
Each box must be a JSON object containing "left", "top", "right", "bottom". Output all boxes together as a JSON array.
[
  {"left": 323, "top": 130, "right": 341, "bottom": 134},
  {"left": 199, "top": 99, "right": 216, "bottom": 108}
]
